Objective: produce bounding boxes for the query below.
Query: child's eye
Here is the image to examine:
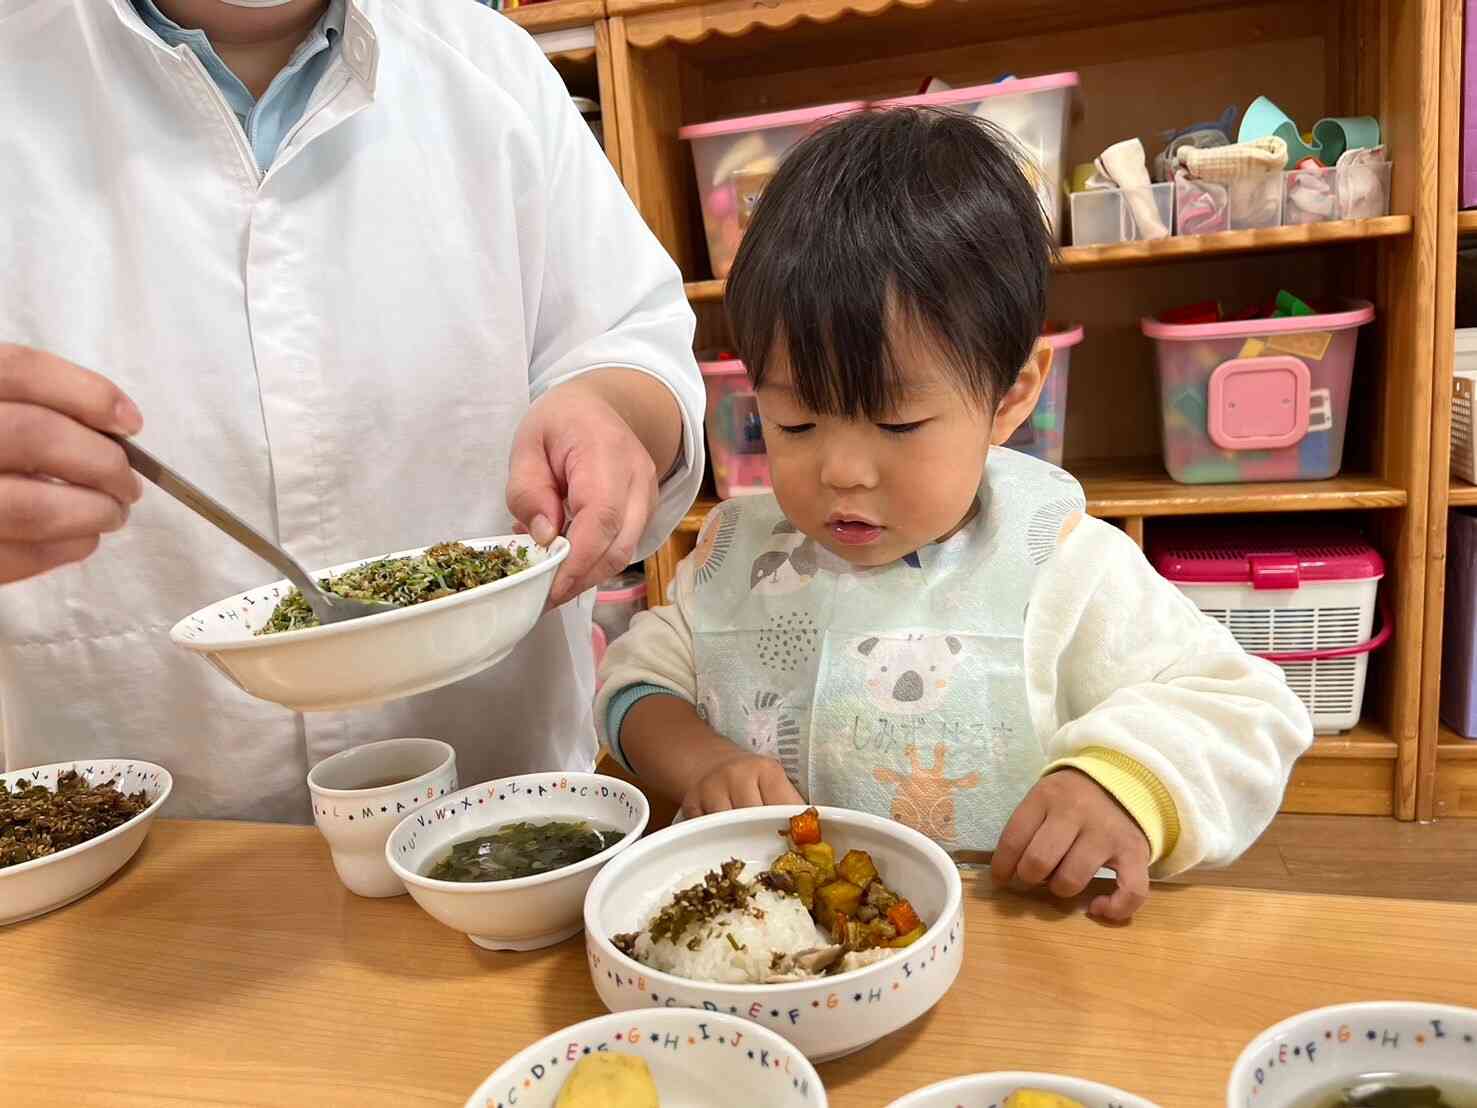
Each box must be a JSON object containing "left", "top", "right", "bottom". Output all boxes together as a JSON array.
[
  {"left": 776, "top": 423, "right": 816, "bottom": 435},
  {"left": 877, "top": 420, "right": 928, "bottom": 435}
]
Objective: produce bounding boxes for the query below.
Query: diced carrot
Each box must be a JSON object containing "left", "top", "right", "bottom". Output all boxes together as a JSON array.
[
  {"left": 788, "top": 807, "right": 822, "bottom": 846},
  {"left": 887, "top": 899, "right": 921, "bottom": 936}
]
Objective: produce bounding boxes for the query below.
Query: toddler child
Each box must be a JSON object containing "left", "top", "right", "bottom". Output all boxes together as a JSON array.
[{"left": 597, "top": 108, "right": 1313, "bottom": 920}]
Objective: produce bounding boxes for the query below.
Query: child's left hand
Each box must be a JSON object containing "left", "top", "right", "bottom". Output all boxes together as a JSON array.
[{"left": 990, "top": 768, "right": 1151, "bottom": 923}]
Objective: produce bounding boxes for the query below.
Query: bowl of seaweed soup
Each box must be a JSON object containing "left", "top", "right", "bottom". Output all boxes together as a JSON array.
[{"left": 425, "top": 818, "right": 620, "bottom": 884}]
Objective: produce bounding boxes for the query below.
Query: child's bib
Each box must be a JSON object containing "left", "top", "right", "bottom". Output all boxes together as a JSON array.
[{"left": 685, "top": 449, "right": 1086, "bottom": 855}]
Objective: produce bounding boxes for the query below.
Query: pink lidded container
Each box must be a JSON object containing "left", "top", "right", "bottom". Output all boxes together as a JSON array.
[
  {"left": 1141, "top": 299, "right": 1374, "bottom": 484},
  {"left": 594, "top": 570, "right": 647, "bottom": 644},
  {"left": 1005, "top": 323, "right": 1085, "bottom": 467},
  {"left": 679, "top": 101, "right": 866, "bottom": 279},
  {"left": 699, "top": 355, "right": 772, "bottom": 499},
  {"left": 875, "top": 73, "right": 1079, "bottom": 243},
  {"left": 1149, "top": 523, "right": 1389, "bottom": 733}
]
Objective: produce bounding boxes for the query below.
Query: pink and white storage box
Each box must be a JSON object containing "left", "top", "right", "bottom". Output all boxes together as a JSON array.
[
  {"left": 1149, "top": 524, "right": 1390, "bottom": 734},
  {"left": 875, "top": 73, "right": 1079, "bottom": 243},
  {"left": 1005, "top": 323, "right": 1084, "bottom": 467},
  {"left": 678, "top": 100, "right": 865, "bottom": 280},
  {"left": 698, "top": 355, "right": 771, "bottom": 499},
  {"left": 1141, "top": 299, "right": 1374, "bottom": 484}
]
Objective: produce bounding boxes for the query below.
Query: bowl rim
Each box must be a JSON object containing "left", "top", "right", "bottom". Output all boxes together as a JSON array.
[
  {"left": 582, "top": 804, "right": 965, "bottom": 996},
  {"left": 307, "top": 737, "right": 456, "bottom": 799},
  {"left": 386, "top": 772, "right": 651, "bottom": 894},
  {"left": 0, "top": 759, "right": 173, "bottom": 880},
  {"left": 886, "top": 1070, "right": 1156, "bottom": 1108},
  {"left": 170, "top": 534, "right": 570, "bottom": 652},
  {"left": 1226, "top": 1001, "right": 1477, "bottom": 1104},
  {"left": 464, "top": 1006, "right": 828, "bottom": 1108}
]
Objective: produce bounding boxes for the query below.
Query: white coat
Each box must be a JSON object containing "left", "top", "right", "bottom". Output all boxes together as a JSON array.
[{"left": 0, "top": 0, "right": 704, "bottom": 820}]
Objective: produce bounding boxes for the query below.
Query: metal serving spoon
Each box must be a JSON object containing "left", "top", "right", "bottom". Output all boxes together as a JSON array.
[{"left": 113, "top": 435, "right": 398, "bottom": 626}]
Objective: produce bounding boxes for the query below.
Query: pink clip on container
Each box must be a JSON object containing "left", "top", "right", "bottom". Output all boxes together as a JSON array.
[
  {"left": 1141, "top": 299, "right": 1374, "bottom": 484},
  {"left": 679, "top": 101, "right": 866, "bottom": 280},
  {"left": 1005, "top": 323, "right": 1085, "bottom": 467},
  {"left": 1149, "top": 523, "right": 1389, "bottom": 733},
  {"left": 875, "top": 73, "right": 1079, "bottom": 242},
  {"left": 699, "top": 356, "right": 772, "bottom": 499}
]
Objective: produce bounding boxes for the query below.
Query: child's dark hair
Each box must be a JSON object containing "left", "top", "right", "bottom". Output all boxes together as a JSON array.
[{"left": 725, "top": 107, "right": 1053, "bottom": 418}]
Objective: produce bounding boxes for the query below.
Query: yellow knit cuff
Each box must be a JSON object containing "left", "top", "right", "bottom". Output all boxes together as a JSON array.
[{"left": 1044, "top": 747, "right": 1181, "bottom": 865}]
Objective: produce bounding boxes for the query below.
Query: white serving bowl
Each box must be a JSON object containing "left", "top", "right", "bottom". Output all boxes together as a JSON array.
[
  {"left": 887, "top": 1072, "right": 1158, "bottom": 1108},
  {"left": 1, "top": 759, "right": 172, "bottom": 926},
  {"left": 1228, "top": 1002, "right": 1477, "bottom": 1108},
  {"left": 387, "top": 772, "right": 649, "bottom": 951},
  {"left": 170, "top": 535, "right": 570, "bottom": 712},
  {"left": 464, "top": 1008, "right": 827, "bottom": 1108},
  {"left": 583, "top": 805, "right": 965, "bottom": 1063}
]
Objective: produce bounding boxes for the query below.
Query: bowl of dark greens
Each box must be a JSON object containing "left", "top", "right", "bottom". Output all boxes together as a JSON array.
[
  {"left": 1227, "top": 1002, "right": 1477, "bottom": 1108},
  {"left": 1, "top": 759, "right": 172, "bottom": 926},
  {"left": 170, "top": 535, "right": 570, "bottom": 713},
  {"left": 386, "top": 771, "right": 649, "bottom": 951}
]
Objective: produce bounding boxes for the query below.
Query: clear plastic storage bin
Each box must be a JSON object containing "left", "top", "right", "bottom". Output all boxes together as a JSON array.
[
  {"left": 1005, "top": 324, "right": 1084, "bottom": 466},
  {"left": 1283, "top": 162, "right": 1392, "bottom": 225},
  {"left": 876, "top": 73, "right": 1079, "bottom": 242},
  {"left": 1175, "top": 172, "right": 1284, "bottom": 235},
  {"left": 679, "top": 101, "right": 865, "bottom": 280},
  {"left": 1141, "top": 299, "right": 1374, "bottom": 484},
  {"left": 1070, "top": 184, "right": 1174, "bottom": 246},
  {"left": 594, "top": 571, "right": 647, "bottom": 645},
  {"left": 699, "top": 356, "right": 772, "bottom": 498}
]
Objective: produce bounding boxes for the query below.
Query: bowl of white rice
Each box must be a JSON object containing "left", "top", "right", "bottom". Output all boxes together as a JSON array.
[{"left": 583, "top": 805, "right": 964, "bottom": 1063}]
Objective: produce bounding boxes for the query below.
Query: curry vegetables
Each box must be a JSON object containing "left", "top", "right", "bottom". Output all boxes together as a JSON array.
[
  {"left": 258, "top": 541, "right": 531, "bottom": 634},
  {"left": 1, "top": 770, "right": 150, "bottom": 868}
]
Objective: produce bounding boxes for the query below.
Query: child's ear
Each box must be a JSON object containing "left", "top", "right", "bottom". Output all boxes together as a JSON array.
[{"left": 989, "top": 341, "right": 1052, "bottom": 446}]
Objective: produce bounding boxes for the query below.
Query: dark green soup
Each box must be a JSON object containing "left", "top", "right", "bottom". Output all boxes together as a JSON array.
[
  {"left": 424, "top": 819, "right": 618, "bottom": 883},
  {"left": 1288, "top": 1075, "right": 1477, "bottom": 1108}
]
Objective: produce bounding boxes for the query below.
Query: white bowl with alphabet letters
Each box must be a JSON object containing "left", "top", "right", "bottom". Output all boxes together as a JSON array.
[
  {"left": 582, "top": 805, "right": 964, "bottom": 1063},
  {"left": 464, "top": 1009, "right": 826, "bottom": 1108},
  {"left": 386, "top": 772, "right": 648, "bottom": 951}
]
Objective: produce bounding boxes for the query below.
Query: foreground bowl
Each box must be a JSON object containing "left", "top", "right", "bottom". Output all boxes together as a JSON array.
[
  {"left": 1228, "top": 1002, "right": 1477, "bottom": 1108},
  {"left": 887, "top": 1072, "right": 1158, "bottom": 1108},
  {"left": 387, "top": 772, "right": 649, "bottom": 950},
  {"left": 464, "top": 1008, "right": 827, "bottom": 1108},
  {"left": 584, "top": 805, "right": 964, "bottom": 1063},
  {"left": 1, "top": 759, "right": 172, "bottom": 926},
  {"left": 170, "top": 535, "right": 570, "bottom": 712}
]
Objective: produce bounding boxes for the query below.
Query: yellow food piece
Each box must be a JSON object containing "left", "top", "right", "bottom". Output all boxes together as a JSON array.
[
  {"left": 814, "top": 879, "right": 864, "bottom": 927},
  {"left": 886, "top": 923, "right": 926, "bottom": 948},
  {"left": 1003, "top": 1090, "right": 1086, "bottom": 1108},
  {"left": 771, "top": 850, "right": 820, "bottom": 909},
  {"left": 837, "top": 849, "right": 878, "bottom": 888},
  {"left": 554, "top": 1052, "right": 660, "bottom": 1108},
  {"left": 799, "top": 842, "right": 836, "bottom": 882}
]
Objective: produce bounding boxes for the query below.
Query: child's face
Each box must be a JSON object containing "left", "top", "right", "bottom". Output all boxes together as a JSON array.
[{"left": 755, "top": 329, "right": 1048, "bottom": 567}]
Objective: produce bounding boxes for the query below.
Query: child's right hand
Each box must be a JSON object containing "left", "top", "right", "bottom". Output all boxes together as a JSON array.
[{"left": 680, "top": 753, "right": 804, "bottom": 819}]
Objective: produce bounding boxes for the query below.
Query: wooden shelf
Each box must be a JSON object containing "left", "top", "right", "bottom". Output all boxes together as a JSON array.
[
  {"left": 505, "top": 0, "right": 604, "bottom": 32},
  {"left": 1451, "top": 480, "right": 1477, "bottom": 507},
  {"left": 1307, "top": 723, "right": 1399, "bottom": 761},
  {"left": 1440, "top": 727, "right": 1477, "bottom": 761},
  {"left": 1460, "top": 211, "right": 1477, "bottom": 238},
  {"left": 676, "top": 467, "right": 1405, "bottom": 533},
  {"left": 685, "top": 218, "right": 1412, "bottom": 300}
]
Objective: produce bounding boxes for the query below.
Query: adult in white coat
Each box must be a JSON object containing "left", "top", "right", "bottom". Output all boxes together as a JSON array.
[{"left": 0, "top": 0, "right": 705, "bottom": 820}]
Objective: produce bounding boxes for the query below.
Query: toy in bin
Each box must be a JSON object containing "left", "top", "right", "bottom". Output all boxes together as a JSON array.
[
  {"left": 1149, "top": 523, "right": 1389, "bottom": 733},
  {"left": 1005, "top": 323, "right": 1084, "bottom": 466},
  {"left": 699, "top": 355, "right": 772, "bottom": 499},
  {"left": 1142, "top": 296, "right": 1374, "bottom": 484}
]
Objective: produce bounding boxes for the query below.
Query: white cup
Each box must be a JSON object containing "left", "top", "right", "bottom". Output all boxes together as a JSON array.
[{"left": 308, "top": 738, "right": 457, "bottom": 897}]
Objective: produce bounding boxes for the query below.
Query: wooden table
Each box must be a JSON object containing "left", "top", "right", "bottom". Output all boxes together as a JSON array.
[{"left": 5, "top": 821, "right": 1475, "bottom": 1107}]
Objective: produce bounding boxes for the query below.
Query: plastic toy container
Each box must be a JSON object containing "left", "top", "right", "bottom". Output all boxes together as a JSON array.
[
  {"left": 595, "top": 570, "right": 647, "bottom": 644},
  {"left": 679, "top": 101, "right": 865, "bottom": 279},
  {"left": 1283, "top": 162, "right": 1392, "bottom": 225},
  {"left": 1070, "top": 184, "right": 1174, "bottom": 246},
  {"left": 1141, "top": 299, "right": 1374, "bottom": 484},
  {"left": 699, "top": 356, "right": 772, "bottom": 498},
  {"left": 1005, "top": 324, "right": 1085, "bottom": 466},
  {"left": 1150, "top": 523, "right": 1389, "bottom": 734},
  {"left": 875, "top": 73, "right": 1079, "bottom": 242},
  {"left": 1175, "top": 172, "right": 1284, "bottom": 235}
]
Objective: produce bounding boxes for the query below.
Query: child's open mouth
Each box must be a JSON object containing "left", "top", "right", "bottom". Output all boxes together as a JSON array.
[{"left": 827, "top": 517, "right": 883, "bottom": 546}]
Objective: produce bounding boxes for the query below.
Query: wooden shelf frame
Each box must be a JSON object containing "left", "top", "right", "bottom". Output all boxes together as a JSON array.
[
  {"left": 506, "top": 0, "right": 607, "bottom": 33},
  {"left": 606, "top": 0, "right": 1444, "bottom": 820}
]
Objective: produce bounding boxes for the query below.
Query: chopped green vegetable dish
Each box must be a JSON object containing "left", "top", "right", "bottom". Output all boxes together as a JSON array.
[
  {"left": 1, "top": 770, "right": 150, "bottom": 868},
  {"left": 425, "top": 819, "right": 616, "bottom": 883},
  {"left": 258, "top": 541, "right": 531, "bottom": 634}
]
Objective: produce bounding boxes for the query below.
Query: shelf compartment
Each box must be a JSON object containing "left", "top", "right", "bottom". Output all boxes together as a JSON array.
[{"left": 506, "top": 0, "right": 605, "bottom": 32}]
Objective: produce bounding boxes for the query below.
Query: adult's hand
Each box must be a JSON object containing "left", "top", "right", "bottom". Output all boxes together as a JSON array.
[
  {"left": 0, "top": 344, "right": 144, "bottom": 584},
  {"left": 507, "top": 369, "right": 681, "bottom": 608}
]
